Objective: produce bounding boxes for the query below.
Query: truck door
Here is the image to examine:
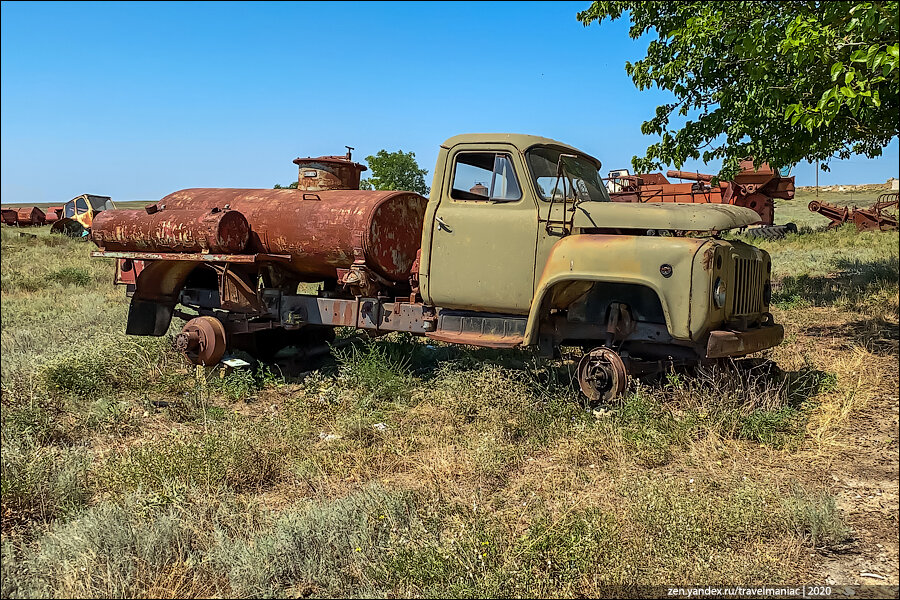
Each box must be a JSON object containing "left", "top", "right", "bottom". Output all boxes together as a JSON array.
[{"left": 426, "top": 147, "right": 537, "bottom": 314}]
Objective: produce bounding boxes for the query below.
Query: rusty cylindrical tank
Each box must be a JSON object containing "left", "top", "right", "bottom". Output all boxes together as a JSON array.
[
  {"left": 91, "top": 208, "right": 251, "bottom": 254},
  {"left": 155, "top": 188, "right": 428, "bottom": 281}
]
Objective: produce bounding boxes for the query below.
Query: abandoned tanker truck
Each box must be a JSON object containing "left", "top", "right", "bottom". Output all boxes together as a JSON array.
[{"left": 91, "top": 134, "right": 784, "bottom": 402}]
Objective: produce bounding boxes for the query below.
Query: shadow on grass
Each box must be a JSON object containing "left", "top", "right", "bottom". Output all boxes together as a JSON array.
[
  {"left": 801, "top": 317, "right": 899, "bottom": 357},
  {"left": 609, "top": 360, "right": 834, "bottom": 460},
  {"left": 273, "top": 333, "right": 540, "bottom": 382},
  {"left": 773, "top": 256, "right": 898, "bottom": 310}
]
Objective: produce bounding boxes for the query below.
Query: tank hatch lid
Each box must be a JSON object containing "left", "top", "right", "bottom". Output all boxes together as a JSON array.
[{"left": 292, "top": 155, "right": 367, "bottom": 172}]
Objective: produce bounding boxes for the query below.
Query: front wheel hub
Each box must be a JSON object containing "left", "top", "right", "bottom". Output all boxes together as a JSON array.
[
  {"left": 178, "top": 316, "right": 226, "bottom": 366},
  {"left": 576, "top": 347, "right": 628, "bottom": 404}
]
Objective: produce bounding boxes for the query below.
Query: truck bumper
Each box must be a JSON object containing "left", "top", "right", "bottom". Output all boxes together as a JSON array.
[{"left": 706, "top": 324, "right": 784, "bottom": 359}]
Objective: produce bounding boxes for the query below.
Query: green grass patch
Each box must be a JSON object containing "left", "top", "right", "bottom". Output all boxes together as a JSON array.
[{"left": 47, "top": 267, "right": 91, "bottom": 287}]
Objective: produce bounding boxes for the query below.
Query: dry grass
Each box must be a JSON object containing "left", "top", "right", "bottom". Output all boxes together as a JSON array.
[{"left": 1, "top": 222, "right": 897, "bottom": 596}]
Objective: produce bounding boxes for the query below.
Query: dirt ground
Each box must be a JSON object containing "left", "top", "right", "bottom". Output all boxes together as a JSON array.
[{"left": 786, "top": 308, "right": 898, "bottom": 590}]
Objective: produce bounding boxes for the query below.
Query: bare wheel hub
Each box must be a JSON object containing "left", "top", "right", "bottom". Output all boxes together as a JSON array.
[
  {"left": 576, "top": 347, "right": 628, "bottom": 404},
  {"left": 177, "top": 316, "right": 226, "bottom": 366}
]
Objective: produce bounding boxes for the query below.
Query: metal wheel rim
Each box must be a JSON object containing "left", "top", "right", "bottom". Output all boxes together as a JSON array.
[
  {"left": 577, "top": 347, "right": 627, "bottom": 404},
  {"left": 181, "top": 316, "right": 226, "bottom": 366}
]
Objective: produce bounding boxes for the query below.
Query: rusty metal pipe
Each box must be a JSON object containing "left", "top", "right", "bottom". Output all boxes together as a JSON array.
[
  {"left": 91, "top": 208, "right": 250, "bottom": 253},
  {"left": 666, "top": 170, "right": 714, "bottom": 182}
]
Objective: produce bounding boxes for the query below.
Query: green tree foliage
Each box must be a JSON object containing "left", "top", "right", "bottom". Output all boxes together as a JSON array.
[
  {"left": 273, "top": 181, "right": 298, "bottom": 189},
  {"left": 361, "top": 150, "right": 430, "bottom": 195},
  {"left": 578, "top": 1, "right": 899, "bottom": 177}
]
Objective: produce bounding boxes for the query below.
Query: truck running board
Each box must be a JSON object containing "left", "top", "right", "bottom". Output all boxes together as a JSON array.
[{"left": 427, "top": 310, "right": 526, "bottom": 348}]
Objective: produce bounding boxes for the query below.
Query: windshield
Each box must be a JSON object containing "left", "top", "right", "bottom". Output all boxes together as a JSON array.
[
  {"left": 526, "top": 147, "right": 609, "bottom": 203},
  {"left": 89, "top": 196, "right": 114, "bottom": 211}
]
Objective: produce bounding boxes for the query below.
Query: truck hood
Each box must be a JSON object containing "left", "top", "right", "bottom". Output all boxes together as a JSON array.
[{"left": 572, "top": 202, "right": 760, "bottom": 231}]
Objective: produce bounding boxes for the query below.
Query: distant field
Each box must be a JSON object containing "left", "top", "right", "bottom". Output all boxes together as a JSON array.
[
  {"left": 0, "top": 200, "right": 151, "bottom": 211},
  {"left": 1, "top": 220, "right": 897, "bottom": 596}
]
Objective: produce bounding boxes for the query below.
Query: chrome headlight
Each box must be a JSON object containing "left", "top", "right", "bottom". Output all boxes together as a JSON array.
[{"left": 713, "top": 277, "right": 727, "bottom": 309}]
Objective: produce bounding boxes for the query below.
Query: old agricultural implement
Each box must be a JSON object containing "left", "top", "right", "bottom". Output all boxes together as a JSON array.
[
  {"left": 44, "top": 206, "right": 64, "bottom": 225},
  {"left": 1, "top": 206, "right": 47, "bottom": 227},
  {"left": 807, "top": 191, "right": 898, "bottom": 232},
  {"left": 606, "top": 160, "right": 797, "bottom": 238}
]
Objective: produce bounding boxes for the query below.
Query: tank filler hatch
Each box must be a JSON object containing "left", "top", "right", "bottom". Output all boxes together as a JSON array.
[{"left": 292, "top": 147, "right": 368, "bottom": 191}]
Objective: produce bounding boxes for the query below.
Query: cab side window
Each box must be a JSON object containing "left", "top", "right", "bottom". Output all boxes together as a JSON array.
[
  {"left": 75, "top": 197, "right": 89, "bottom": 214},
  {"left": 451, "top": 153, "right": 522, "bottom": 201}
]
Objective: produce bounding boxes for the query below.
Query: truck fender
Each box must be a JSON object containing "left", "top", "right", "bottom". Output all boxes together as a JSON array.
[
  {"left": 126, "top": 260, "right": 201, "bottom": 335},
  {"left": 523, "top": 235, "right": 708, "bottom": 345}
]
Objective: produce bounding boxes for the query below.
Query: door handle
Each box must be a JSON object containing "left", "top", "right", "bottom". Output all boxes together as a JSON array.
[{"left": 436, "top": 216, "right": 452, "bottom": 232}]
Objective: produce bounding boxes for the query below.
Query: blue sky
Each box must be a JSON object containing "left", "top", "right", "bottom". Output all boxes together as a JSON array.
[{"left": 2, "top": 1, "right": 897, "bottom": 204}]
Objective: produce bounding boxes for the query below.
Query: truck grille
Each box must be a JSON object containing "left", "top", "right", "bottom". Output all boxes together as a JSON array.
[{"left": 731, "top": 257, "right": 764, "bottom": 316}]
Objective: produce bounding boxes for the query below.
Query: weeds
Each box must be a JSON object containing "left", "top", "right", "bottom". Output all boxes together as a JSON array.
[
  {"left": 1, "top": 498, "right": 226, "bottom": 598},
  {"left": 99, "top": 426, "right": 287, "bottom": 501},
  {"left": 47, "top": 267, "right": 91, "bottom": 287},
  {"left": 209, "top": 364, "right": 282, "bottom": 402},
  {"left": 333, "top": 337, "right": 414, "bottom": 406},
  {"left": 781, "top": 487, "right": 853, "bottom": 550},
  {"left": 0, "top": 487, "right": 413, "bottom": 598},
  {"left": 1, "top": 480, "right": 843, "bottom": 598},
  {"left": 0, "top": 436, "right": 91, "bottom": 529},
  {"left": 215, "top": 485, "right": 416, "bottom": 597},
  {"left": 42, "top": 337, "right": 174, "bottom": 399},
  {"left": 772, "top": 256, "right": 899, "bottom": 313},
  {"left": 1, "top": 395, "right": 72, "bottom": 446}
]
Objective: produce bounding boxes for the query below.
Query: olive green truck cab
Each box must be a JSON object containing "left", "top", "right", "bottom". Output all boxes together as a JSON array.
[
  {"left": 93, "top": 133, "right": 784, "bottom": 403},
  {"left": 419, "top": 134, "right": 782, "bottom": 400}
]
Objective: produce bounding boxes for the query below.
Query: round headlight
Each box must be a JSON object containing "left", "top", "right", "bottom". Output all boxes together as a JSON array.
[{"left": 713, "top": 278, "right": 727, "bottom": 309}]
